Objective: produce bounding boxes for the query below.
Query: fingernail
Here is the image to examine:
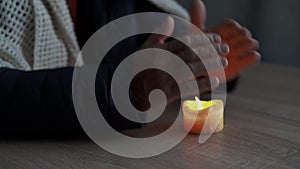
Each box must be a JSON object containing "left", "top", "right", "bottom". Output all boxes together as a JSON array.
[
  {"left": 213, "top": 34, "right": 222, "bottom": 43},
  {"left": 221, "top": 57, "right": 228, "bottom": 67},
  {"left": 221, "top": 43, "right": 229, "bottom": 53},
  {"left": 255, "top": 52, "right": 262, "bottom": 61},
  {"left": 211, "top": 77, "right": 220, "bottom": 88}
]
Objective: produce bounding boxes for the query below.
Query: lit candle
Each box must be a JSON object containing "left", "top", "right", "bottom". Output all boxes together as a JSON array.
[{"left": 182, "top": 97, "right": 224, "bottom": 134}]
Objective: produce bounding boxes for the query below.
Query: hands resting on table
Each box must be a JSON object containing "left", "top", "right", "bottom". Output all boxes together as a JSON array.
[{"left": 132, "top": 0, "right": 260, "bottom": 110}]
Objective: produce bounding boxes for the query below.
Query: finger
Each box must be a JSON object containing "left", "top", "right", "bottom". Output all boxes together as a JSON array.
[
  {"left": 213, "top": 43, "right": 230, "bottom": 56},
  {"left": 224, "top": 51, "right": 260, "bottom": 82},
  {"left": 175, "top": 57, "right": 227, "bottom": 82},
  {"left": 161, "top": 33, "right": 222, "bottom": 53},
  {"left": 224, "top": 26, "right": 253, "bottom": 40},
  {"left": 176, "top": 43, "right": 228, "bottom": 62},
  {"left": 176, "top": 45, "right": 215, "bottom": 62},
  {"left": 211, "top": 20, "right": 249, "bottom": 40},
  {"left": 196, "top": 77, "right": 220, "bottom": 95},
  {"left": 178, "top": 33, "right": 222, "bottom": 47},
  {"left": 190, "top": 0, "right": 207, "bottom": 30},
  {"left": 241, "top": 27, "right": 252, "bottom": 37},
  {"left": 229, "top": 42, "right": 258, "bottom": 57},
  {"left": 207, "top": 69, "right": 227, "bottom": 83},
  {"left": 229, "top": 51, "right": 260, "bottom": 71},
  {"left": 168, "top": 76, "right": 219, "bottom": 102},
  {"left": 213, "top": 19, "right": 242, "bottom": 32},
  {"left": 146, "top": 16, "right": 175, "bottom": 45},
  {"left": 237, "top": 51, "right": 261, "bottom": 65},
  {"left": 190, "top": 57, "right": 228, "bottom": 78},
  {"left": 229, "top": 36, "right": 259, "bottom": 49}
]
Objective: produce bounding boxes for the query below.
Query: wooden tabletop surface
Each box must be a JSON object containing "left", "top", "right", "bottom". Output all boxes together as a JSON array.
[{"left": 0, "top": 62, "right": 300, "bottom": 169}]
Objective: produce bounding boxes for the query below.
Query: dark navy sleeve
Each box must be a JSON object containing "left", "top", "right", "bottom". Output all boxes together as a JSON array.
[
  {"left": 0, "top": 66, "right": 141, "bottom": 138},
  {"left": 0, "top": 67, "right": 82, "bottom": 137},
  {"left": 0, "top": 0, "right": 162, "bottom": 138}
]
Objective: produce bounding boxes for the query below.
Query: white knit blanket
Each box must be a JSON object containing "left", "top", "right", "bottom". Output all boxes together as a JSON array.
[{"left": 0, "top": 0, "right": 188, "bottom": 70}]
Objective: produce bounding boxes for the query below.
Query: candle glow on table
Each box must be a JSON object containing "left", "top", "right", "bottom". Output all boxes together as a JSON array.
[{"left": 182, "top": 97, "right": 224, "bottom": 134}]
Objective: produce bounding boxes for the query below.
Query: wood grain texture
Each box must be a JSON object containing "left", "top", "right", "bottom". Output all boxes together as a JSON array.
[{"left": 0, "top": 62, "right": 300, "bottom": 169}]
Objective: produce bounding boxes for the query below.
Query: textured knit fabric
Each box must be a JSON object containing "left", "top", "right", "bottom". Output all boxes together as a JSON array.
[
  {"left": 0, "top": 0, "right": 80, "bottom": 70},
  {"left": 147, "top": 0, "right": 189, "bottom": 20},
  {"left": 0, "top": 0, "right": 188, "bottom": 70},
  {"left": 0, "top": 0, "right": 187, "bottom": 137}
]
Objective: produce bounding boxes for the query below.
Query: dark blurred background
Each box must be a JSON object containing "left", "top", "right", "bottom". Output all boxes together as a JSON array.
[{"left": 177, "top": 0, "right": 300, "bottom": 68}]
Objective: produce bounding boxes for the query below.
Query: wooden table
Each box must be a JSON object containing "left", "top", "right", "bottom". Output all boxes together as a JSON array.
[{"left": 1, "top": 63, "right": 300, "bottom": 169}]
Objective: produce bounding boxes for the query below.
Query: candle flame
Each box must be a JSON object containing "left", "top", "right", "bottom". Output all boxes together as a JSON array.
[{"left": 195, "top": 96, "right": 203, "bottom": 109}]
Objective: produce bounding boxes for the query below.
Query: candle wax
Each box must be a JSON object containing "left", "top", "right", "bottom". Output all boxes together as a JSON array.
[{"left": 183, "top": 99, "right": 224, "bottom": 134}]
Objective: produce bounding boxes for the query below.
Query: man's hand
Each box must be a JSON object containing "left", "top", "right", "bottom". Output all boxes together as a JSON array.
[
  {"left": 210, "top": 20, "right": 260, "bottom": 82},
  {"left": 190, "top": 0, "right": 260, "bottom": 82},
  {"left": 132, "top": 17, "right": 228, "bottom": 110}
]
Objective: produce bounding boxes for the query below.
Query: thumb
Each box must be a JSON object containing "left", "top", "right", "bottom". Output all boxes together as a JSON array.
[
  {"left": 147, "top": 16, "right": 175, "bottom": 45},
  {"left": 190, "top": 0, "right": 207, "bottom": 30}
]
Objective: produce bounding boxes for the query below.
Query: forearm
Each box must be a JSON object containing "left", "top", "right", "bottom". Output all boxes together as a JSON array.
[
  {"left": 0, "top": 66, "right": 140, "bottom": 137},
  {"left": 0, "top": 67, "right": 81, "bottom": 137}
]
